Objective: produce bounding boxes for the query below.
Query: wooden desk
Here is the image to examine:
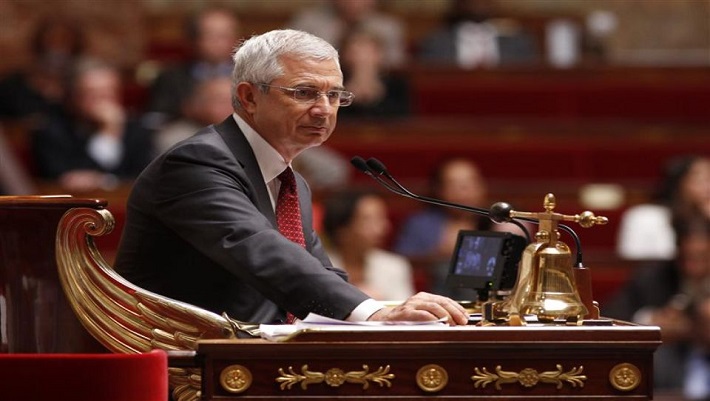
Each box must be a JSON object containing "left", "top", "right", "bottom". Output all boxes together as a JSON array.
[{"left": 197, "top": 322, "right": 660, "bottom": 400}]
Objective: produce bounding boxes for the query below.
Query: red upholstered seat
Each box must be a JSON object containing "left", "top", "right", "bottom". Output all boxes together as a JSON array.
[{"left": 0, "top": 350, "right": 168, "bottom": 401}]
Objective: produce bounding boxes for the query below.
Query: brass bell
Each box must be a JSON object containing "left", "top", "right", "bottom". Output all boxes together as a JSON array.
[{"left": 485, "top": 193, "right": 607, "bottom": 326}]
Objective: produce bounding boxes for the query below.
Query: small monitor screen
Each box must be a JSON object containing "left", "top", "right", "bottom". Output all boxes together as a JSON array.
[
  {"left": 451, "top": 235, "right": 506, "bottom": 278},
  {"left": 446, "top": 230, "right": 526, "bottom": 295}
]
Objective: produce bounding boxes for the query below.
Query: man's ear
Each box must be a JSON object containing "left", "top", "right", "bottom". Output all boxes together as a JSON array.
[{"left": 235, "top": 82, "right": 258, "bottom": 113}]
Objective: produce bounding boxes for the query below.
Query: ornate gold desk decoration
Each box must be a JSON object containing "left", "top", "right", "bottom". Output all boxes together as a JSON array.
[
  {"left": 416, "top": 364, "right": 448, "bottom": 392},
  {"left": 55, "top": 207, "right": 260, "bottom": 401},
  {"left": 609, "top": 363, "right": 642, "bottom": 391},
  {"left": 472, "top": 364, "right": 586, "bottom": 390},
  {"left": 486, "top": 194, "right": 607, "bottom": 325},
  {"left": 220, "top": 364, "right": 253, "bottom": 394},
  {"left": 276, "top": 364, "right": 394, "bottom": 390}
]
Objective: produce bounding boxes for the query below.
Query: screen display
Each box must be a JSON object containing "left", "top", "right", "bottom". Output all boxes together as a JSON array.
[
  {"left": 452, "top": 235, "right": 505, "bottom": 278},
  {"left": 446, "top": 230, "right": 526, "bottom": 294}
]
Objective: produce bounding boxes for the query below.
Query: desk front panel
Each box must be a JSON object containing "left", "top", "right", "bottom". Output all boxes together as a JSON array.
[{"left": 198, "top": 325, "right": 660, "bottom": 400}]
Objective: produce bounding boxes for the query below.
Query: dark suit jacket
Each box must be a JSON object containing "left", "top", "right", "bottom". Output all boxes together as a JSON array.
[{"left": 114, "top": 116, "right": 368, "bottom": 323}]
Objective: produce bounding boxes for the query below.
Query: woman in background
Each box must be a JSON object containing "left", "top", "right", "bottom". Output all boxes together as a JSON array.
[
  {"left": 617, "top": 155, "right": 710, "bottom": 261},
  {"left": 323, "top": 189, "right": 415, "bottom": 301}
]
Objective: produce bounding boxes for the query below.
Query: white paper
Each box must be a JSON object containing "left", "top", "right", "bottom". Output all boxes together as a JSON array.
[{"left": 259, "top": 313, "right": 449, "bottom": 341}]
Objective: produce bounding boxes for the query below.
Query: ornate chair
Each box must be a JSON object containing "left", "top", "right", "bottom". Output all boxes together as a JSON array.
[{"left": 53, "top": 201, "right": 258, "bottom": 401}]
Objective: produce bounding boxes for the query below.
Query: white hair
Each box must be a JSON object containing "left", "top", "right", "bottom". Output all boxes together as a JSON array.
[{"left": 231, "top": 29, "right": 341, "bottom": 110}]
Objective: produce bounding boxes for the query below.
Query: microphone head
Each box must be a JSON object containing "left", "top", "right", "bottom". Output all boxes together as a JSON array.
[
  {"left": 350, "top": 156, "right": 371, "bottom": 174},
  {"left": 365, "top": 158, "right": 387, "bottom": 176},
  {"left": 490, "top": 202, "right": 514, "bottom": 223}
]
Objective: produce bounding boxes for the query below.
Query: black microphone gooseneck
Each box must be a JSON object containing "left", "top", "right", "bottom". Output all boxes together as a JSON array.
[
  {"left": 350, "top": 156, "right": 532, "bottom": 244},
  {"left": 350, "top": 156, "right": 406, "bottom": 196}
]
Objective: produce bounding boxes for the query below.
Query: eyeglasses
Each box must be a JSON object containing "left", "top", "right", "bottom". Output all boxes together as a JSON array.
[{"left": 258, "top": 83, "right": 354, "bottom": 107}]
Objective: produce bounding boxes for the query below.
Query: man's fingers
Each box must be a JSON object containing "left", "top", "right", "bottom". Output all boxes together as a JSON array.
[{"left": 406, "top": 293, "right": 469, "bottom": 326}]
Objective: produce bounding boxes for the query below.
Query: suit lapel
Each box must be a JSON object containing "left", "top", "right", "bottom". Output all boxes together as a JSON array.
[{"left": 214, "top": 117, "right": 276, "bottom": 227}]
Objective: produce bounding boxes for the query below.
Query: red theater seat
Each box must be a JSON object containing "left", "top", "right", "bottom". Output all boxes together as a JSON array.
[{"left": 0, "top": 350, "right": 168, "bottom": 401}]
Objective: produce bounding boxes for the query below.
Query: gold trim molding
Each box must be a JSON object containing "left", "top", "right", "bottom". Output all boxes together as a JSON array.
[
  {"left": 220, "top": 364, "right": 253, "bottom": 394},
  {"left": 472, "top": 364, "right": 586, "bottom": 390},
  {"left": 276, "top": 364, "right": 394, "bottom": 390},
  {"left": 609, "top": 363, "right": 641, "bottom": 392},
  {"left": 416, "top": 364, "right": 449, "bottom": 393}
]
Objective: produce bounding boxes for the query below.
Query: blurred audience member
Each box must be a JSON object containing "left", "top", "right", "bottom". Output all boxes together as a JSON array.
[
  {"left": 417, "top": 0, "right": 539, "bottom": 69},
  {"left": 617, "top": 155, "right": 710, "bottom": 261},
  {"left": 338, "top": 28, "right": 411, "bottom": 120},
  {"left": 153, "top": 76, "right": 233, "bottom": 155},
  {"left": 31, "top": 58, "right": 154, "bottom": 192},
  {"left": 147, "top": 6, "right": 240, "bottom": 126},
  {"left": 394, "top": 158, "right": 491, "bottom": 296},
  {"left": 0, "top": 16, "right": 86, "bottom": 122},
  {"left": 604, "top": 218, "right": 710, "bottom": 393},
  {"left": 288, "top": 0, "right": 407, "bottom": 69},
  {"left": 293, "top": 146, "right": 351, "bottom": 193},
  {"left": 323, "top": 189, "right": 415, "bottom": 301},
  {"left": 0, "top": 127, "right": 35, "bottom": 195}
]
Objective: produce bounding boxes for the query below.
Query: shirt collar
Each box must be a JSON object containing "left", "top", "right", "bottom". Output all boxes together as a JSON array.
[{"left": 232, "top": 113, "right": 289, "bottom": 184}]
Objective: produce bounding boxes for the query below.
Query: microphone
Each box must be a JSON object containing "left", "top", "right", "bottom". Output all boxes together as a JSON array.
[{"left": 350, "top": 156, "right": 532, "bottom": 243}]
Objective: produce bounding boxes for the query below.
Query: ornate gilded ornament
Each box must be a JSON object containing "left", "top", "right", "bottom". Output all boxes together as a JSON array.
[
  {"left": 416, "top": 364, "right": 448, "bottom": 393},
  {"left": 609, "top": 363, "right": 641, "bottom": 391},
  {"left": 276, "top": 364, "right": 394, "bottom": 390},
  {"left": 472, "top": 364, "right": 586, "bottom": 390},
  {"left": 324, "top": 368, "right": 346, "bottom": 386},
  {"left": 220, "top": 365, "right": 253, "bottom": 394},
  {"left": 55, "top": 207, "right": 260, "bottom": 401}
]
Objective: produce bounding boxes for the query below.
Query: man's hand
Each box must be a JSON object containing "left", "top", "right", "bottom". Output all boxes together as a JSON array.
[{"left": 367, "top": 292, "right": 469, "bottom": 326}]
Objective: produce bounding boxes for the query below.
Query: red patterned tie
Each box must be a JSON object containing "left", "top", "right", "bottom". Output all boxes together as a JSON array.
[
  {"left": 276, "top": 167, "right": 305, "bottom": 324},
  {"left": 276, "top": 167, "right": 306, "bottom": 248}
]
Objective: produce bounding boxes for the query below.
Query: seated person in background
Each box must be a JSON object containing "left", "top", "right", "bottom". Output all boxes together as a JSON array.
[
  {"left": 417, "top": 0, "right": 539, "bottom": 69},
  {"left": 146, "top": 6, "right": 240, "bottom": 127},
  {"left": 604, "top": 217, "right": 710, "bottom": 392},
  {"left": 322, "top": 189, "right": 415, "bottom": 301},
  {"left": 153, "top": 76, "right": 233, "bottom": 155},
  {"left": 337, "top": 28, "right": 411, "bottom": 120},
  {"left": 394, "top": 158, "right": 492, "bottom": 296},
  {"left": 114, "top": 29, "right": 467, "bottom": 325},
  {"left": 617, "top": 155, "right": 710, "bottom": 261},
  {"left": 31, "top": 58, "right": 154, "bottom": 192},
  {"left": 288, "top": 0, "right": 407, "bottom": 69},
  {"left": 0, "top": 16, "right": 86, "bottom": 123}
]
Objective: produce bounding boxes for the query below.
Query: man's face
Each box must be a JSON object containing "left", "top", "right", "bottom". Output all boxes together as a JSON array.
[{"left": 249, "top": 55, "right": 343, "bottom": 161}]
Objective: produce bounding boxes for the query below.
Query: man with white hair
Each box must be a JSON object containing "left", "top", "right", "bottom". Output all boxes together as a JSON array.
[{"left": 115, "top": 29, "right": 468, "bottom": 326}]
